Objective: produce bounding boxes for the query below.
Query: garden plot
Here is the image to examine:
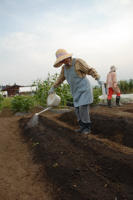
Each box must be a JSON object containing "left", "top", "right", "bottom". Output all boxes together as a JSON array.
[{"left": 19, "top": 103, "right": 133, "bottom": 200}]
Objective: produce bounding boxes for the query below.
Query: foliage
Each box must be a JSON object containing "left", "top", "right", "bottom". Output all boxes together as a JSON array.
[
  {"left": 33, "top": 73, "right": 73, "bottom": 107},
  {"left": 129, "top": 79, "right": 133, "bottom": 92},
  {"left": 92, "top": 88, "right": 101, "bottom": 105},
  {"left": 33, "top": 142, "right": 39, "bottom": 148},
  {"left": 118, "top": 79, "right": 133, "bottom": 94},
  {"left": 11, "top": 95, "right": 34, "bottom": 113},
  {"left": 0, "top": 94, "right": 4, "bottom": 111},
  {"left": 2, "top": 97, "right": 12, "bottom": 109},
  {"left": 33, "top": 74, "right": 56, "bottom": 106}
]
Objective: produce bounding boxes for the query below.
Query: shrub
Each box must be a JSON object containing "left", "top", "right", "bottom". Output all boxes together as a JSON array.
[
  {"left": 92, "top": 89, "right": 101, "bottom": 105},
  {"left": 2, "top": 97, "right": 12, "bottom": 109},
  {"left": 0, "top": 95, "right": 4, "bottom": 111},
  {"left": 33, "top": 74, "right": 73, "bottom": 107},
  {"left": 11, "top": 95, "right": 34, "bottom": 113}
]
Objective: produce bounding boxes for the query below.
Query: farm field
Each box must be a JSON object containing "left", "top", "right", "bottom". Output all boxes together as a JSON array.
[{"left": 0, "top": 103, "right": 133, "bottom": 200}]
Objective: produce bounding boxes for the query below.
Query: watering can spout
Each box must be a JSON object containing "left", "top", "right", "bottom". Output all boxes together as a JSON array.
[
  {"left": 35, "top": 107, "right": 51, "bottom": 115},
  {"left": 28, "top": 93, "right": 61, "bottom": 128}
]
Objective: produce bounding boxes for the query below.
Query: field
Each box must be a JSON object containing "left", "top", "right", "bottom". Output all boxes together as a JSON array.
[{"left": 0, "top": 103, "right": 133, "bottom": 200}]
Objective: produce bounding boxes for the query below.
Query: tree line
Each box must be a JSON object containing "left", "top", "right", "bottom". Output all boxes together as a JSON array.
[{"left": 118, "top": 79, "right": 133, "bottom": 94}]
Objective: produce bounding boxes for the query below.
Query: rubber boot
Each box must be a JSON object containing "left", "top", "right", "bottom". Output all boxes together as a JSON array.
[
  {"left": 116, "top": 96, "right": 120, "bottom": 106},
  {"left": 82, "top": 122, "right": 91, "bottom": 135},
  {"left": 107, "top": 99, "right": 112, "bottom": 108},
  {"left": 75, "top": 120, "right": 84, "bottom": 133}
]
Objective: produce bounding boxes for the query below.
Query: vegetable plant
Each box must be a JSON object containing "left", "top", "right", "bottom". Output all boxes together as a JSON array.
[
  {"left": 11, "top": 95, "right": 34, "bottom": 113},
  {"left": 0, "top": 94, "right": 4, "bottom": 111},
  {"left": 33, "top": 73, "right": 74, "bottom": 107}
]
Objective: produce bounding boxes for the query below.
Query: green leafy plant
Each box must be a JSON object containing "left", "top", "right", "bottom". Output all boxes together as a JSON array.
[
  {"left": 92, "top": 88, "right": 101, "bottom": 105},
  {"left": 33, "top": 142, "right": 39, "bottom": 148},
  {"left": 11, "top": 95, "right": 34, "bottom": 113},
  {"left": 2, "top": 97, "right": 12, "bottom": 108},
  {"left": 0, "top": 94, "right": 4, "bottom": 111},
  {"left": 53, "top": 163, "right": 58, "bottom": 168},
  {"left": 33, "top": 73, "right": 73, "bottom": 107},
  {"left": 118, "top": 79, "right": 133, "bottom": 94}
]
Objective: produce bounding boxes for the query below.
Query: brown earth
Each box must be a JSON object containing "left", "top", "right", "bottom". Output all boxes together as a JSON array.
[{"left": 0, "top": 103, "right": 133, "bottom": 200}]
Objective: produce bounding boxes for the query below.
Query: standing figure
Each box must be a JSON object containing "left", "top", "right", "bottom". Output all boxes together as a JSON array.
[
  {"left": 49, "top": 49, "right": 103, "bottom": 135},
  {"left": 106, "top": 66, "right": 121, "bottom": 108}
]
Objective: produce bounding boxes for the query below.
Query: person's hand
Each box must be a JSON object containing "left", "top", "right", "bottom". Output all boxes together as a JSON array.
[
  {"left": 48, "top": 87, "right": 55, "bottom": 95},
  {"left": 97, "top": 78, "right": 104, "bottom": 86}
]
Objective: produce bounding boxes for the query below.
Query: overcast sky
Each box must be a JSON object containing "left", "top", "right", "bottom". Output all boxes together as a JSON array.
[{"left": 0, "top": 0, "right": 133, "bottom": 86}]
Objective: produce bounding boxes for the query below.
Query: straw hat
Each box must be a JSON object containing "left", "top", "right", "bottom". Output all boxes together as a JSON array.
[
  {"left": 110, "top": 66, "right": 117, "bottom": 72},
  {"left": 54, "top": 49, "right": 73, "bottom": 68}
]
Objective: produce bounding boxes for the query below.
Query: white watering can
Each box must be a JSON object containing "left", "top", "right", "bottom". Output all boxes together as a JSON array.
[
  {"left": 28, "top": 93, "right": 61, "bottom": 127},
  {"left": 47, "top": 92, "right": 61, "bottom": 107}
]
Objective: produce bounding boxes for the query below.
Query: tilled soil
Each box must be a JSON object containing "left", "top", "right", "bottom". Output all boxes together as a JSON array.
[{"left": 18, "top": 103, "right": 133, "bottom": 200}]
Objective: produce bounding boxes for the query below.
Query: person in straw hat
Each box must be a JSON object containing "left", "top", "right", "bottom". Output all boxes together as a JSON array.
[
  {"left": 49, "top": 49, "right": 103, "bottom": 135},
  {"left": 106, "top": 65, "right": 121, "bottom": 108}
]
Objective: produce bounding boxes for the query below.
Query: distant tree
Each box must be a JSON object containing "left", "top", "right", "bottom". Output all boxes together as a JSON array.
[
  {"left": 118, "top": 79, "right": 133, "bottom": 94},
  {"left": 129, "top": 79, "right": 133, "bottom": 92},
  {"left": 124, "top": 81, "right": 128, "bottom": 93},
  {"left": 118, "top": 80, "right": 125, "bottom": 93}
]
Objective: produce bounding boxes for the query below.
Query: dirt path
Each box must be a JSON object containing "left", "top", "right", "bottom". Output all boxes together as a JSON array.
[{"left": 0, "top": 115, "right": 52, "bottom": 200}]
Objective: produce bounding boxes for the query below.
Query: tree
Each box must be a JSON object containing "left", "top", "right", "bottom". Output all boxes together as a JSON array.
[{"left": 129, "top": 79, "right": 133, "bottom": 92}]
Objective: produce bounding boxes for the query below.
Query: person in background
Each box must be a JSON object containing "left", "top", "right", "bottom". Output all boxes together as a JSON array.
[
  {"left": 106, "top": 66, "right": 121, "bottom": 108},
  {"left": 48, "top": 49, "right": 103, "bottom": 135}
]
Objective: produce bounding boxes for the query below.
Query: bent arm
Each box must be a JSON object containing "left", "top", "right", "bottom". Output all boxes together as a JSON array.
[{"left": 74, "top": 59, "right": 100, "bottom": 80}]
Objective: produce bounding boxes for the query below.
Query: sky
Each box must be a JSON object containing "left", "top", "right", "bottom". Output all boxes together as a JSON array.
[{"left": 0, "top": 0, "right": 133, "bottom": 87}]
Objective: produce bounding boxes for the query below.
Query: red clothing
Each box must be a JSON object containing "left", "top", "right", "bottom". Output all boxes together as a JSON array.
[
  {"left": 108, "top": 87, "right": 121, "bottom": 100},
  {"left": 106, "top": 71, "right": 121, "bottom": 100},
  {"left": 106, "top": 71, "right": 120, "bottom": 94}
]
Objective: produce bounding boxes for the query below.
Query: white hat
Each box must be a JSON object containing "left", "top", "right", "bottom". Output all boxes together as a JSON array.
[
  {"left": 54, "top": 49, "right": 73, "bottom": 68},
  {"left": 110, "top": 66, "right": 117, "bottom": 72}
]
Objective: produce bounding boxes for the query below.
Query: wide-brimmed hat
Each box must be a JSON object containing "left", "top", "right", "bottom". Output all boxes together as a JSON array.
[
  {"left": 110, "top": 66, "right": 117, "bottom": 72},
  {"left": 54, "top": 49, "right": 73, "bottom": 68}
]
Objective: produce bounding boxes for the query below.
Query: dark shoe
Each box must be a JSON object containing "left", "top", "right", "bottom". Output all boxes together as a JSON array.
[
  {"left": 75, "top": 120, "right": 84, "bottom": 133},
  {"left": 82, "top": 128, "right": 91, "bottom": 135},
  {"left": 107, "top": 99, "right": 112, "bottom": 108},
  {"left": 81, "top": 122, "right": 91, "bottom": 135},
  {"left": 116, "top": 96, "right": 120, "bottom": 106},
  {"left": 75, "top": 127, "right": 84, "bottom": 133}
]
